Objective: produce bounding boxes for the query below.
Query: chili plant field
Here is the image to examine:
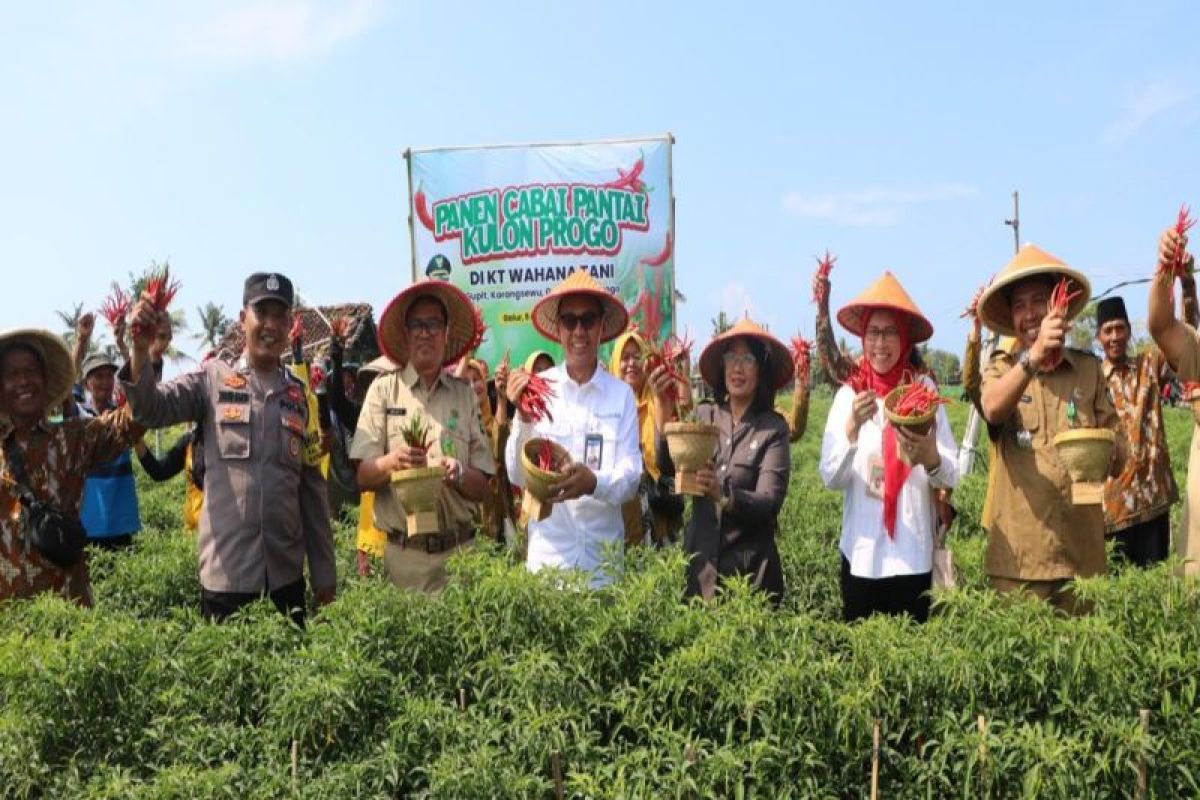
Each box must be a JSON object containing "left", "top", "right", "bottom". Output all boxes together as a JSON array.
[{"left": 2, "top": 393, "right": 1199, "bottom": 798}]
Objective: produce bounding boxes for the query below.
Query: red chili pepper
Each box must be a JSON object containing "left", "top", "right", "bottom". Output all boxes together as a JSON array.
[
  {"left": 1160, "top": 203, "right": 1197, "bottom": 278},
  {"left": 99, "top": 285, "right": 132, "bottom": 328},
  {"left": 328, "top": 314, "right": 351, "bottom": 341},
  {"left": 414, "top": 185, "right": 435, "bottom": 233},
  {"left": 134, "top": 265, "right": 181, "bottom": 339},
  {"left": 845, "top": 360, "right": 871, "bottom": 394},
  {"left": 310, "top": 365, "right": 326, "bottom": 389},
  {"left": 536, "top": 439, "right": 557, "bottom": 472},
  {"left": 520, "top": 374, "right": 557, "bottom": 423},
  {"left": 289, "top": 316, "right": 304, "bottom": 346},
  {"left": 790, "top": 335, "right": 813, "bottom": 384},
  {"left": 891, "top": 382, "right": 949, "bottom": 417},
  {"left": 603, "top": 156, "right": 645, "bottom": 191},
  {"left": 812, "top": 250, "right": 837, "bottom": 305},
  {"left": 640, "top": 232, "right": 673, "bottom": 267}
]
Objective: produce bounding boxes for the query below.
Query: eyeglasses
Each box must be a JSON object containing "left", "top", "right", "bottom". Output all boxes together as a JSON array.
[
  {"left": 864, "top": 327, "right": 901, "bottom": 343},
  {"left": 722, "top": 352, "right": 758, "bottom": 368},
  {"left": 406, "top": 318, "right": 447, "bottom": 336},
  {"left": 558, "top": 311, "right": 601, "bottom": 332}
]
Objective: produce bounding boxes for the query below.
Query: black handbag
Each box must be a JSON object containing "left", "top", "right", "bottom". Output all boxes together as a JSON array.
[{"left": 3, "top": 436, "right": 87, "bottom": 569}]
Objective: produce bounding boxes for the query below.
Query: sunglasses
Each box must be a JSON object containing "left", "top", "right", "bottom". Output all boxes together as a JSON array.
[{"left": 558, "top": 311, "right": 601, "bottom": 332}]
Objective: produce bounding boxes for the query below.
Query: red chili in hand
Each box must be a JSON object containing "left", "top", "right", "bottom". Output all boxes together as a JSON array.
[
  {"left": 845, "top": 360, "right": 871, "bottom": 394},
  {"left": 519, "top": 374, "right": 557, "bottom": 423},
  {"left": 813, "top": 250, "right": 837, "bottom": 305},
  {"left": 134, "top": 265, "right": 181, "bottom": 339},
  {"left": 99, "top": 285, "right": 132, "bottom": 328},
  {"left": 1160, "top": 204, "right": 1197, "bottom": 279},
  {"left": 328, "top": 314, "right": 351, "bottom": 341},
  {"left": 289, "top": 316, "right": 304, "bottom": 346},
  {"left": 790, "top": 335, "right": 813, "bottom": 384}
]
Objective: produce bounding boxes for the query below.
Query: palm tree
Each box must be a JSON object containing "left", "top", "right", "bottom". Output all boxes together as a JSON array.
[
  {"left": 194, "top": 302, "right": 231, "bottom": 351},
  {"left": 55, "top": 302, "right": 90, "bottom": 350}
]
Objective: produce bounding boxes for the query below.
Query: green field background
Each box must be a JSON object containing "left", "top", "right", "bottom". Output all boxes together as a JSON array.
[{"left": 2, "top": 393, "right": 1198, "bottom": 797}]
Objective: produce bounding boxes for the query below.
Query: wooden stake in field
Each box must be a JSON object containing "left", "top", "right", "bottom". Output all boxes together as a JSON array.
[
  {"left": 977, "top": 715, "right": 987, "bottom": 766},
  {"left": 1136, "top": 708, "right": 1151, "bottom": 800},
  {"left": 551, "top": 750, "right": 565, "bottom": 800},
  {"left": 458, "top": 686, "right": 468, "bottom": 712},
  {"left": 870, "top": 718, "right": 881, "bottom": 800},
  {"left": 291, "top": 739, "right": 298, "bottom": 793}
]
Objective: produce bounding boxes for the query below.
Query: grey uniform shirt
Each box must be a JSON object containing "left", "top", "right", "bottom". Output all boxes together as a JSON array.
[{"left": 122, "top": 358, "right": 337, "bottom": 594}]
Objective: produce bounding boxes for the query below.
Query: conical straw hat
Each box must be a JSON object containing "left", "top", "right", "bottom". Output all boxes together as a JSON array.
[
  {"left": 977, "top": 244, "right": 1091, "bottom": 337},
  {"left": 0, "top": 329, "right": 75, "bottom": 412},
  {"left": 836, "top": 271, "right": 934, "bottom": 343},
  {"left": 377, "top": 279, "right": 478, "bottom": 367},
  {"left": 699, "top": 317, "right": 795, "bottom": 391},
  {"left": 531, "top": 269, "right": 629, "bottom": 343}
]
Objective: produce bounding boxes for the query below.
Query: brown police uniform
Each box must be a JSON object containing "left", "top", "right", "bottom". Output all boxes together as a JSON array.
[
  {"left": 1170, "top": 328, "right": 1200, "bottom": 576},
  {"left": 123, "top": 356, "right": 337, "bottom": 597},
  {"left": 349, "top": 363, "right": 494, "bottom": 592},
  {"left": 981, "top": 346, "right": 1119, "bottom": 611}
]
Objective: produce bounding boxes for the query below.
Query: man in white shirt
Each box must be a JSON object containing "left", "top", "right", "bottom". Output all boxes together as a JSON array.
[{"left": 505, "top": 270, "right": 642, "bottom": 587}]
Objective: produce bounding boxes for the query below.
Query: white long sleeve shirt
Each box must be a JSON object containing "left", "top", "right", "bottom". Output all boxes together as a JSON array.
[
  {"left": 505, "top": 363, "right": 642, "bottom": 587},
  {"left": 819, "top": 377, "right": 960, "bottom": 579}
]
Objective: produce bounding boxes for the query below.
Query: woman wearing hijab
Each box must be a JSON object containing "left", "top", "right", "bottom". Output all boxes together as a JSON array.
[
  {"left": 651, "top": 318, "right": 793, "bottom": 603},
  {"left": 610, "top": 328, "right": 685, "bottom": 546},
  {"left": 819, "top": 272, "right": 959, "bottom": 622}
]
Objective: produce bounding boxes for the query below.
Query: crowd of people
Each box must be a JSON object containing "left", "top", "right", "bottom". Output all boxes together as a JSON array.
[{"left": 0, "top": 225, "right": 1196, "bottom": 623}]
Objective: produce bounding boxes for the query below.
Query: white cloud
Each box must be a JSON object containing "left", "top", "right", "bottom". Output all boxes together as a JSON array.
[
  {"left": 781, "top": 183, "right": 977, "bottom": 227},
  {"left": 1106, "top": 81, "right": 1194, "bottom": 142},
  {"left": 177, "top": 0, "right": 387, "bottom": 67},
  {"left": 715, "top": 281, "right": 754, "bottom": 320}
]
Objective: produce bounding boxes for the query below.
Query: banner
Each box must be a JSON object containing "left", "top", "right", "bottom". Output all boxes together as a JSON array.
[{"left": 406, "top": 135, "right": 675, "bottom": 369}]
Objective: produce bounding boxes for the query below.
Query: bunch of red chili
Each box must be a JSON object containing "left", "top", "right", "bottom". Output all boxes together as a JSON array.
[
  {"left": 891, "top": 382, "right": 949, "bottom": 418},
  {"left": 603, "top": 157, "right": 645, "bottom": 193},
  {"left": 134, "top": 265, "right": 181, "bottom": 339},
  {"left": 99, "top": 285, "right": 132, "bottom": 329},
  {"left": 519, "top": 373, "right": 556, "bottom": 423},
  {"left": 328, "top": 314, "right": 351, "bottom": 341},
  {"left": 845, "top": 361, "right": 871, "bottom": 394},
  {"left": 812, "top": 250, "right": 837, "bottom": 305},
  {"left": 535, "top": 439, "right": 560, "bottom": 473},
  {"left": 790, "top": 335, "right": 813, "bottom": 384},
  {"left": 1159, "top": 204, "right": 1196, "bottom": 279},
  {"left": 643, "top": 336, "right": 689, "bottom": 401}
]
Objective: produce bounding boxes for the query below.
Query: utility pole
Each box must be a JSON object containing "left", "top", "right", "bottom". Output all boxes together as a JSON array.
[
  {"left": 958, "top": 191, "right": 1020, "bottom": 475},
  {"left": 1004, "top": 191, "right": 1020, "bottom": 254}
]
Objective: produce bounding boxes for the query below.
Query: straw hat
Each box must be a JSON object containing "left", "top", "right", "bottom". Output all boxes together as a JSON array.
[
  {"left": 836, "top": 271, "right": 934, "bottom": 343},
  {"left": 977, "top": 245, "right": 1091, "bottom": 337},
  {"left": 0, "top": 329, "right": 76, "bottom": 410},
  {"left": 531, "top": 270, "right": 629, "bottom": 343},
  {"left": 377, "top": 280, "right": 478, "bottom": 367},
  {"left": 699, "top": 317, "right": 795, "bottom": 391}
]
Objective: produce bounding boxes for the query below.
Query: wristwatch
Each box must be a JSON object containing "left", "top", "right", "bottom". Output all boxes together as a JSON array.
[{"left": 1018, "top": 350, "right": 1037, "bottom": 377}]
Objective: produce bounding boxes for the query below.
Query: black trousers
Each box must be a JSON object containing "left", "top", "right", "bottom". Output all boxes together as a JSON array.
[
  {"left": 1111, "top": 513, "right": 1171, "bottom": 568},
  {"left": 840, "top": 556, "right": 931, "bottom": 623},
  {"left": 200, "top": 578, "right": 306, "bottom": 627},
  {"left": 87, "top": 534, "right": 134, "bottom": 551}
]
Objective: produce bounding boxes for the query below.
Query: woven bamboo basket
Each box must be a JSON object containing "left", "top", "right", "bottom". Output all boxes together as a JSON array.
[
  {"left": 1052, "top": 428, "right": 1115, "bottom": 505},
  {"left": 390, "top": 466, "right": 445, "bottom": 535},
  {"left": 882, "top": 385, "right": 940, "bottom": 465},
  {"left": 664, "top": 421, "right": 719, "bottom": 496},
  {"left": 520, "top": 439, "right": 571, "bottom": 522}
]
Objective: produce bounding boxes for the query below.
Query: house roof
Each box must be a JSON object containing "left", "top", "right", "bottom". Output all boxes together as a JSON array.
[{"left": 215, "top": 302, "right": 378, "bottom": 364}]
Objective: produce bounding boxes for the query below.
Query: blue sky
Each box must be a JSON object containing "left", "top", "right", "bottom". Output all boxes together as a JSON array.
[{"left": 2, "top": 1, "right": 1197, "bottom": 369}]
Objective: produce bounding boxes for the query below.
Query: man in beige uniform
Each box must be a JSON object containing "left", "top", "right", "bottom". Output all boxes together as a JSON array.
[
  {"left": 351, "top": 280, "right": 494, "bottom": 592},
  {"left": 125, "top": 273, "right": 336, "bottom": 624},
  {"left": 1148, "top": 225, "right": 1200, "bottom": 575},
  {"left": 977, "top": 245, "right": 1120, "bottom": 613}
]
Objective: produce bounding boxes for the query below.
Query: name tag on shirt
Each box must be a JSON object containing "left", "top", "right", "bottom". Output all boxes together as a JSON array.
[
  {"left": 866, "top": 455, "right": 884, "bottom": 500},
  {"left": 584, "top": 433, "right": 604, "bottom": 471}
]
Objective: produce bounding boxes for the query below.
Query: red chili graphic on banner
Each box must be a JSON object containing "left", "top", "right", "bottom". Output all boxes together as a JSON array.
[
  {"left": 414, "top": 185, "right": 435, "bottom": 232},
  {"left": 641, "top": 232, "right": 673, "bottom": 267}
]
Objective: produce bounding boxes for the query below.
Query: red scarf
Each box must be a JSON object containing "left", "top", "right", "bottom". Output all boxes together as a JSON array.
[{"left": 858, "top": 320, "right": 914, "bottom": 539}]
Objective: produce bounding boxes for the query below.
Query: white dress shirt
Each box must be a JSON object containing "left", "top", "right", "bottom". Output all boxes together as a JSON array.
[
  {"left": 505, "top": 363, "right": 642, "bottom": 587},
  {"left": 819, "top": 377, "right": 960, "bottom": 579}
]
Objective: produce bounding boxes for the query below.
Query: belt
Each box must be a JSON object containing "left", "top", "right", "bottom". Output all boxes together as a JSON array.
[{"left": 391, "top": 527, "right": 474, "bottom": 554}]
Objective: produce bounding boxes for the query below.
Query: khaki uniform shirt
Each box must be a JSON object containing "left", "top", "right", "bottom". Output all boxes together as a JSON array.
[
  {"left": 1102, "top": 350, "right": 1178, "bottom": 532},
  {"left": 349, "top": 364, "right": 494, "bottom": 535},
  {"left": 981, "top": 347, "right": 1117, "bottom": 581},
  {"left": 123, "top": 358, "right": 337, "bottom": 594},
  {"left": 1170, "top": 329, "right": 1200, "bottom": 575}
]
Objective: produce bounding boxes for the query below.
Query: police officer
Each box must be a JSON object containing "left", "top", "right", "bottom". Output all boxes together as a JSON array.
[
  {"left": 351, "top": 280, "right": 494, "bottom": 593},
  {"left": 124, "top": 272, "right": 336, "bottom": 623}
]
